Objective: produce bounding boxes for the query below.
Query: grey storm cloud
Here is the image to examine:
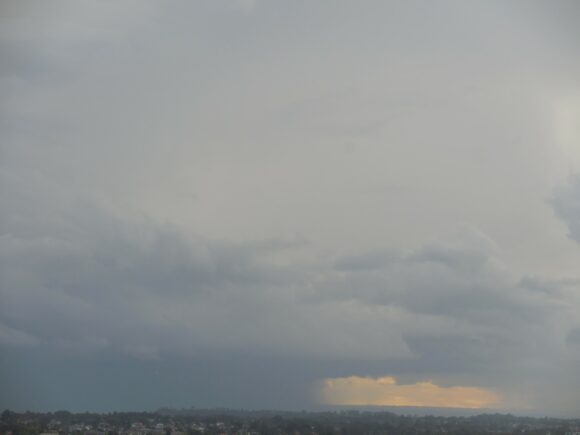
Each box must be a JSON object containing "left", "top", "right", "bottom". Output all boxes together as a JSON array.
[
  {"left": 552, "top": 175, "right": 580, "bottom": 244},
  {"left": 1, "top": 198, "right": 578, "bottom": 412},
  {"left": 2, "top": 0, "right": 580, "bottom": 416}
]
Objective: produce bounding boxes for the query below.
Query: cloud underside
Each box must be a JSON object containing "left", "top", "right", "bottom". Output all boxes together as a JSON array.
[
  {"left": 319, "top": 376, "right": 499, "bottom": 409},
  {"left": 1, "top": 200, "right": 578, "bottom": 411}
]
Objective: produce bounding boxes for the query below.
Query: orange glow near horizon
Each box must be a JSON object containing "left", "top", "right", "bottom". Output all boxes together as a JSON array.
[{"left": 318, "top": 376, "right": 500, "bottom": 409}]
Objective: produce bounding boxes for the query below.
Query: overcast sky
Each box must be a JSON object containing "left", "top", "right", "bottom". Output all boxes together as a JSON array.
[{"left": 2, "top": 0, "right": 580, "bottom": 416}]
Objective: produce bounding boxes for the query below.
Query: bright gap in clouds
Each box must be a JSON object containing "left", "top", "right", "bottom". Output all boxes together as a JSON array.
[
  {"left": 318, "top": 376, "right": 501, "bottom": 409},
  {"left": 552, "top": 93, "right": 580, "bottom": 171}
]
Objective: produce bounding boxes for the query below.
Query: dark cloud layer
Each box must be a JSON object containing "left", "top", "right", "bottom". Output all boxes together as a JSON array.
[{"left": 1, "top": 199, "right": 579, "bottom": 412}]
